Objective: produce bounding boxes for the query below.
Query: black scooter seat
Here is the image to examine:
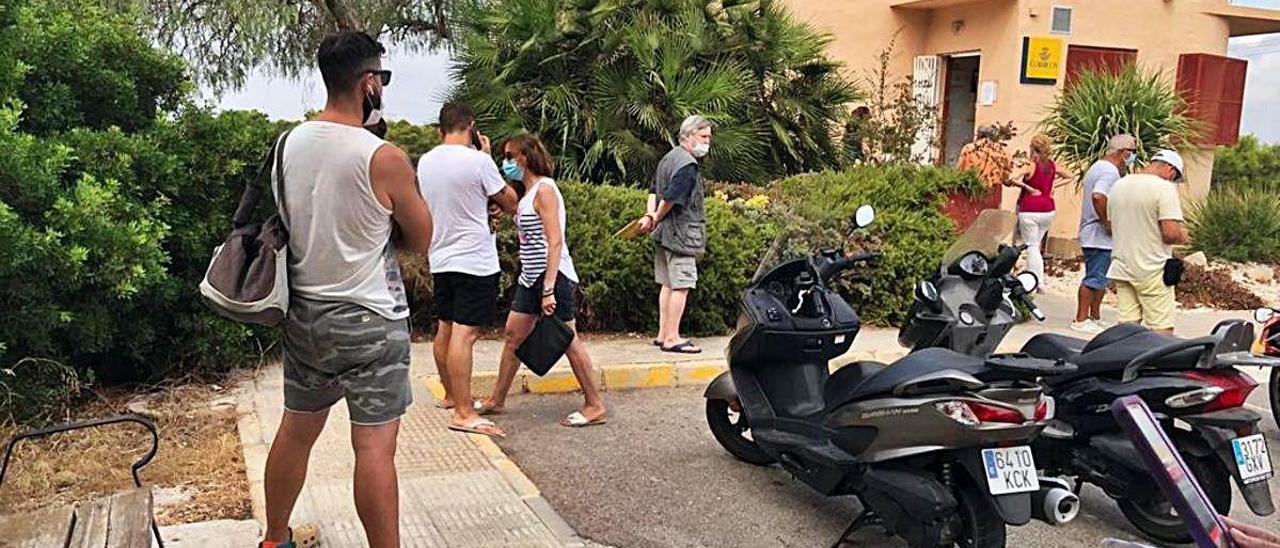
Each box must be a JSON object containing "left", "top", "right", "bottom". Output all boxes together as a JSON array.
[
  {"left": 1022, "top": 324, "right": 1201, "bottom": 383},
  {"left": 826, "top": 349, "right": 987, "bottom": 408}
]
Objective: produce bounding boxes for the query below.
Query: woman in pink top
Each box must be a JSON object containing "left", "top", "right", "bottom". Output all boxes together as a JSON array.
[{"left": 1006, "top": 134, "right": 1072, "bottom": 290}]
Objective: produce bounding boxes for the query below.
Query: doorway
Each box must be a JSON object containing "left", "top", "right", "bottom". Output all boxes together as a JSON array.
[{"left": 942, "top": 55, "right": 980, "bottom": 166}]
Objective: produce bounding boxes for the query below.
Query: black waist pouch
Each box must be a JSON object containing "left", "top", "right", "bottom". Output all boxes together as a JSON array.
[{"left": 1163, "top": 257, "right": 1185, "bottom": 287}]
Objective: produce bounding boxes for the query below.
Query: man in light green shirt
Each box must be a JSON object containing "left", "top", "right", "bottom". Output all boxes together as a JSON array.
[{"left": 1106, "top": 149, "right": 1189, "bottom": 335}]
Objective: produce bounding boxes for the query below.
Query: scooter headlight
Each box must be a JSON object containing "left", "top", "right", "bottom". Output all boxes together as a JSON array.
[{"left": 935, "top": 401, "right": 980, "bottom": 426}]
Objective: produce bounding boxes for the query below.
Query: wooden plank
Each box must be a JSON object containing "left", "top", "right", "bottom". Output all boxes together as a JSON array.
[
  {"left": 0, "top": 505, "right": 75, "bottom": 548},
  {"left": 104, "top": 488, "right": 152, "bottom": 548},
  {"left": 67, "top": 496, "right": 112, "bottom": 548}
]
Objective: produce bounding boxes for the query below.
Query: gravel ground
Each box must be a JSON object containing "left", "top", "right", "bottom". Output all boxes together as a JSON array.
[{"left": 495, "top": 386, "right": 1279, "bottom": 548}]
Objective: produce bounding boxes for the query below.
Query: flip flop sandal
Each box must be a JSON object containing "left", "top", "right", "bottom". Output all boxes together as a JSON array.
[
  {"left": 661, "top": 341, "right": 702, "bottom": 354},
  {"left": 473, "top": 400, "right": 504, "bottom": 416},
  {"left": 651, "top": 339, "right": 662, "bottom": 346},
  {"left": 560, "top": 411, "right": 607, "bottom": 428},
  {"left": 433, "top": 400, "right": 455, "bottom": 410},
  {"left": 448, "top": 418, "right": 506, "bottom": 438}
]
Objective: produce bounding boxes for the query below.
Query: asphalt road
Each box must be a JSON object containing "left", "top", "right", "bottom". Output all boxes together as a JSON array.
[{"left": 494, "top": 386, "right": 1280, "bottom": 548}]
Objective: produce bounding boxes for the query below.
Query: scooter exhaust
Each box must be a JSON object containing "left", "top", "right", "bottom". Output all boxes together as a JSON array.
[{"left": 1032, "top": 477, "right": 1080, "bottom": 526}]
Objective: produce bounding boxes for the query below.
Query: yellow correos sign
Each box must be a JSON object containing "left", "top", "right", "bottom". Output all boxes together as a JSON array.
[{"left": 1021, "top": 36, "right": 1064, "bottom": 84}]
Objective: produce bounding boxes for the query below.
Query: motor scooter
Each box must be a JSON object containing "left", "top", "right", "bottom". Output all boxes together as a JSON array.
[
  {"left": 704, "top": 206, "right": 1080, "bottom": 548},
  {"left": 1250, "top": 306, "right": 1280, "bottom": 429},
  {"left": 899, "top": 209, "right": 1277, "bottom": 544}
]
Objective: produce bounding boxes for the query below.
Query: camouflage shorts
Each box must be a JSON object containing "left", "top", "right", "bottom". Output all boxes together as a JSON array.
[{"left": 282, "top": 298, "right": 413, "bottom": 425}]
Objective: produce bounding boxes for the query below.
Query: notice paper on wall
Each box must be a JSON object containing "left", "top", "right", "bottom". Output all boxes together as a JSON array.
[{"left": 979, "top": 81, "right": 997, "bottom": 106}]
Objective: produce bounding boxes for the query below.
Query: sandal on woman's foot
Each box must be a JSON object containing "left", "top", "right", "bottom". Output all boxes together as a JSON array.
[
  {"left": 448, "top": 418, "right": 506, "bottom": 438},
  {"left": 560, "top": 411, "right": 607, "bottom": 428}
]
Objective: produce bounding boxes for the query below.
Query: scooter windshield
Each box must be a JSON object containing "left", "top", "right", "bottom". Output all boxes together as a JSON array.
[{"left": 940, "top": 209, "right": 1017, "bottom": 267}]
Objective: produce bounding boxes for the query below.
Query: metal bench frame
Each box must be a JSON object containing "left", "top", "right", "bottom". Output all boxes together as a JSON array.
[{"left": 0, "top": 414, "right": 165, "bottom": 547}]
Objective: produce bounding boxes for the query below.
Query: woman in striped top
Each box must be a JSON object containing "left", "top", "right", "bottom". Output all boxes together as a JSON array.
[{"left": 476, "top": 134, "right": 607, "bottom": 427}]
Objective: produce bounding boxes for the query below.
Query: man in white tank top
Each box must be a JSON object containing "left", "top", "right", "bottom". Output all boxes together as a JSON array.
[{"left": 259, "top": 31, "right": 433, "bottom": 548}]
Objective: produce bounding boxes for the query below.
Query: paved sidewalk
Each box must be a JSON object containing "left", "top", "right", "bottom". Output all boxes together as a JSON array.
[
  {"left": 236, "top": 366, "right": 584, "bottom": 547},
  {"left": 417, "top": 293, "right": 1270, "bottom": 395}
]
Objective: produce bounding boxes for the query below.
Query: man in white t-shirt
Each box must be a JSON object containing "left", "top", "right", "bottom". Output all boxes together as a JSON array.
[
  {"left": 418, "top": 102, "right": 517, "bottom": 438},
  {"left": 1072, "top": 134, "right": 1136, "bottom": 334}
]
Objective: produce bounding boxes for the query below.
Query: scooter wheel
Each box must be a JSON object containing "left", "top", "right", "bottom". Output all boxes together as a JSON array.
[
  {"left": 949, "top": 479, "right": 1006, "bottom": 548},
  {"left": 706, "top": 399, "right": 774, "bottom": 466},
  {"left": 1116, "top": 454, "right": 1232, "bottom": 544}
]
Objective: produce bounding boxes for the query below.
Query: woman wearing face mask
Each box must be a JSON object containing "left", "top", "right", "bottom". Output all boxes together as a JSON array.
[
  {"left": 1006, "top": 134, "right": 1073, "bottom": 292},
  {"left": 475, "top": 134, "right": 607, "bottom": 427}
]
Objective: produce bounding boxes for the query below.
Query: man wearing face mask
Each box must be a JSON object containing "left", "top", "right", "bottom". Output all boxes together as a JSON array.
[
  {"left": 259, "top": 31, "right": 433, "bottom": 548},
  {"left": 636, "top": 115, "right": 713, "bottom": 354},
  {"left": 1072, "top": 133, "right": 1137, "bottom": 334}
]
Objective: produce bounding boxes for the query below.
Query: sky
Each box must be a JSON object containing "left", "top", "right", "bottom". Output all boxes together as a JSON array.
[{"left": 212, "top": 4, "right": 1280, "bottom": 142}]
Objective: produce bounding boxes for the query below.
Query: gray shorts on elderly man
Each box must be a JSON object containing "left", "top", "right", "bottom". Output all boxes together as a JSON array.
[
  {"left": 655, "top": 246, "right": 698, "bottom": 290},
  {"left": 282, "top": 297, "right": 413, "bottom": 426}
]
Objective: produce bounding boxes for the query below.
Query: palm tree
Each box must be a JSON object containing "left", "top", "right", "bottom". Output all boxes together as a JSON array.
[{"left": 450, "top": 0, "right": 857, "bottom": 185}]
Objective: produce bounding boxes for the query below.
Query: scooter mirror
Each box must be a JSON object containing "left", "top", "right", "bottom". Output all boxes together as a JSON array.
[
  {"left": 853, "top": 205, "right": 875, "bottom": 229},
  {"left": 916, "top": 280, "right": 940, "bottom": 302},
  {"left": 1254, "top": 307, "right": 1276, "bottom": 324},
  {"left": 1016, "top": 271, "right": 1040, "bottom": 293}
]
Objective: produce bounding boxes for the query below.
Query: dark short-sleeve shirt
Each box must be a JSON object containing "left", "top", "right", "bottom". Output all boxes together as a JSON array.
[{"left": 661, "top": 164, "right": 699, "bottom": 208}]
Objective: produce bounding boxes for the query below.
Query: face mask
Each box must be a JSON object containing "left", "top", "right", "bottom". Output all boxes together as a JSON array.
[
  {"left": 691, "top": 142, "right": 710, "bottom": 158},
  {"left": 501, "top": 158, "right": 525, "bottom": 181},
  {"left": 363, "top": 85, "right": 384, "bottom": 127},
  {"left": 1125, "top": 151, "right": 1138, "bottom": 168}
]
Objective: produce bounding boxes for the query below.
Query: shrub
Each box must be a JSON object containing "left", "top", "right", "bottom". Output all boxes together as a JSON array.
[
  {"left": 773, "top": 165, "right": 984, "bottom": 325},
  {"left": 1041, "top": 65, "right": 1201, "bottom": 174},
  {"left": 399, "top": 181, "right": 779, "bottom": 335},
  {"left": 1213, "top": 135, "right": 1280, "bottom": 195},
  {"left": 1188, "top": 189, "right": 1280, "bottom": 264}
]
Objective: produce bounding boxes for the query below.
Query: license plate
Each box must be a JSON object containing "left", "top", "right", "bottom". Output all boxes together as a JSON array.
[
  {"left": 1231, "top": 434, "right": 1274, "bottom": 484},
  {"left": 981, "top": 446, "right": 1040, "bottom": 495}
]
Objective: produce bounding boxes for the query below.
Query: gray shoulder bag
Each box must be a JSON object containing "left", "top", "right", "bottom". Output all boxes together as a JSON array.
[{"left": 199, "top": 130, "right": 293, "bottom": 326}]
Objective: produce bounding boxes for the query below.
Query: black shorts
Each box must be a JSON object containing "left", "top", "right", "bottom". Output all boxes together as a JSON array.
[
  {"left": 432, "top": 272, "right": 499, "bottom": 327},
  {"left": 511, "top": 273, "right": 577, "bottom": 322}
]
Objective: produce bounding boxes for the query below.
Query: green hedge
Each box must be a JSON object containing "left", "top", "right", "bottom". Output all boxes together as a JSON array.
[
  {"left": 773, "top": 165, "right": 984, "bottom": 325},
  {"left": 401, "top": 165, "right": 980, "bottom": 333},
  {"left": 400, "top": 182, "right": 780, "bottom": 335}
]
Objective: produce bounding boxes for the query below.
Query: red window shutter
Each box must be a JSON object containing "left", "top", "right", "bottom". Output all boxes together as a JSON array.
[
  {"left": 1065, "top": 46, "right": 1137, "bottom": 89},
  {"left": 1177, "top": 53, "right": 1247, "bottom": 146}
]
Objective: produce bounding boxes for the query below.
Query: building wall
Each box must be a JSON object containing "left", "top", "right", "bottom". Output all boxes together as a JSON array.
[{"left": 783, "top": 0, "right": 1237, "bottom": 247}]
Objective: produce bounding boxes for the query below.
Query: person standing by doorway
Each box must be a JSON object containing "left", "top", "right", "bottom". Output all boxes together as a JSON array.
[
  {"left": 950, "top": 124, "right": 1013, "bottom": 230},
  {"left": 1107, "top": 150, "right": 1189, "bottom": 336},
  {"left": 1007, "top": 134, "right": 1072, "bottom": 290},
  {"left": 1072, "top": 134, "right": 1137, "bottom": 333},
  {"left": 259, "top": 31, "right": 434, "bottom": 548},
  {"left": 636, "top": 115, "right": 712, "bottom": 355},
  {"left": 418, "top": 102, "right": 518, "bottom": 438}
]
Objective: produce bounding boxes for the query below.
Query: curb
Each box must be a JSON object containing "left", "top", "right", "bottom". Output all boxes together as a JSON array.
[
  {"left": 471, "top": 351, "right": 909, "bottom": 396},
  {"left": 424, "top": 377, "right": 588, "bottom": 547}
]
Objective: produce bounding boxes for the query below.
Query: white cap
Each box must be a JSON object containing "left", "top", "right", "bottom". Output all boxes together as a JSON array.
[{"left": 1150, "top": 149, "right": 1185, "bottom": 182}]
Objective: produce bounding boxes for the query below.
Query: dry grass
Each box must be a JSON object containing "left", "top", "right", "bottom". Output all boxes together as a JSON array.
[{"left": 0, "top": 382, "right": 251, "bottom": 525}]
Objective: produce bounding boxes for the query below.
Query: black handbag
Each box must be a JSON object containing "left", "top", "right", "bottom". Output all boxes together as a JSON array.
[
  {"left": 515, "top": 316, "right": 574, "bottom": 376},
  {"left": 1163, "top": 257, "right": 1185, "bottom": 287}
]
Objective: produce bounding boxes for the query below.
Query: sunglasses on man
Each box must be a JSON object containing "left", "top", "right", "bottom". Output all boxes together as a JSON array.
[{"left": 364, "top": 69, "right": 392, "bottom": 86}]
